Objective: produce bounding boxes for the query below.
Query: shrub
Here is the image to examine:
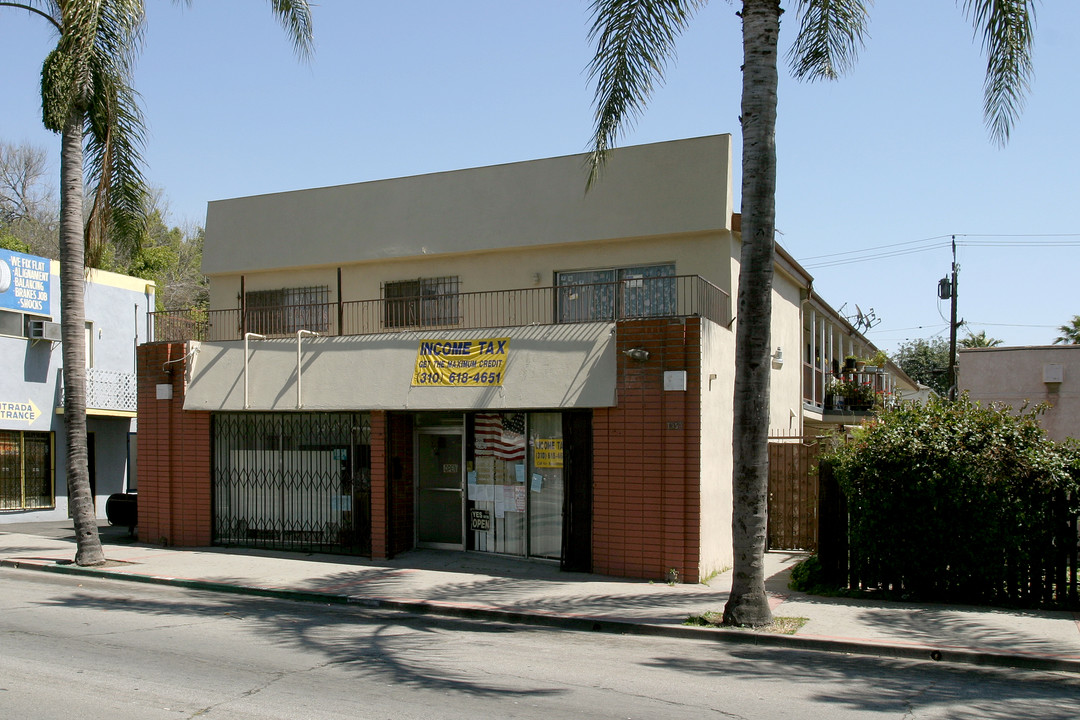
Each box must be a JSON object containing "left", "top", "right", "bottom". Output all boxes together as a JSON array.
[
  {"left": 825, "top": 395, "right": 1080, "bottom": 605},
  {"left": 788, "top": 554, "right": 828, "bottom": 593}
]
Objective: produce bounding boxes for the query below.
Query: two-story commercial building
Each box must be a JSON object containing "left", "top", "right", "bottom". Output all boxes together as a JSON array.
[
  {"left": 139, "top": 135, "right": 913, "bottom": 581},
  {"left": 1, "top": 250, "right": 153, "bottom": 524}
]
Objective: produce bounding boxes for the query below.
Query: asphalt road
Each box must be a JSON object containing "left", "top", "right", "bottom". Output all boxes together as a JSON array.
[{"left": 1, "top": 570, "right": 1077, "bottom": 719}]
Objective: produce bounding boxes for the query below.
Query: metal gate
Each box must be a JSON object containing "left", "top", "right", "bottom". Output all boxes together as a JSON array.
[
  {"left": 767, "top": 435, "right": 822, "bottom": 551},
  {"left": 212, "top": 412, "right": 371, "bottom": 555}
]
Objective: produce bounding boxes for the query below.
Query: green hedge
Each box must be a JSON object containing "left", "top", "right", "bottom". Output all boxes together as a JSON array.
[{"left": 825, "top": 395, "right": 1080, "bottom": 606}]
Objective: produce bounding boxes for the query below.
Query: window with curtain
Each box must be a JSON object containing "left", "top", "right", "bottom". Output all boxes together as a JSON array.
[{"left": 556, "top": 264, "right": 676, "bottom": 322}]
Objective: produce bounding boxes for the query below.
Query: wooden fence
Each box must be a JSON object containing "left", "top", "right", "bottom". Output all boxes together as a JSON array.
[{"left": 767, "top": 435, "right": 822, "bottom": 551}]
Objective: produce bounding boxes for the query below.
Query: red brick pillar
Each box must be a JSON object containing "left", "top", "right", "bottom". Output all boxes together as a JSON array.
[
  {"left": 591, "top": 318, "right": 702, "bottom": 581},
  {"left": 136, "top": 343, "right": 212, "bottom": 546},
  {"left": 368, "top": 411, "right": 388, "bottom": 558}
]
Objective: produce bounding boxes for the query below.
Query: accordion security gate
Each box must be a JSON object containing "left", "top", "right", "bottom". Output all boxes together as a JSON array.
[{"left": 212, "top": 412, "right": 372, "bottom": 555}]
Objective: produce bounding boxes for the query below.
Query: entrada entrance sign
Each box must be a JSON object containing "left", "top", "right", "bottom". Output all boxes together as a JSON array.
[
  {"left": 412, "top": 337, "right": 510, "bottom": 387},
  {"left": 0, "top": 400, "right": 41, "bottom": 426}
]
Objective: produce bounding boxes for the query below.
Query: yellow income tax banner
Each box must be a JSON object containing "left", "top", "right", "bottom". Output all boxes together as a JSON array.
[{"left": 412, "top": 337, "right": 510, "bottom": 387}]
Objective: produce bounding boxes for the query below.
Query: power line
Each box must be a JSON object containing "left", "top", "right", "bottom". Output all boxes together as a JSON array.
[
  {"left": 961, "top": 321, "right": 1059, "bottom": 329},
  {"left": 800, "top": 234, "right": 950, "bottom": 261},
  {"left": 805, "top": 242, "right": 951, "bottom": 269},
  {"left": 799, "top": 233, "right": 1080, "bottom": 269}
]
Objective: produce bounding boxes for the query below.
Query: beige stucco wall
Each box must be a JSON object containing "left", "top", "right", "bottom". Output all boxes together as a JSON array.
[
  {"left": 207, "top": 230, "right": 735, "bottom": 312},
  {"left": 724, "top": 236, "right": 808, "bottom": 437},
  {"left": 960, "top": 345, "right": 1080, "bottom": 442},
  {"left": 768, "top": 269, "right": 806, "bottom": 435},
  {"left": 698, "top": 318, "right": 736, "bottom": 577},
  {"left": 184, "top": 323, "right": 618, "bottom": 412},
  {"left": 203, "top": 135, "right": 735, "bottom": 278}
]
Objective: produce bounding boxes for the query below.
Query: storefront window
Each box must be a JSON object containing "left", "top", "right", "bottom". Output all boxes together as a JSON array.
[
  {"left": 527, "top": 413, "right": 564, "bottom": 560},
  {"left": 466, "top": 412, "right": 563, "bottom": 560},
  {"left": 0, "top": 430, "right": 54, "bottom": 510},
  {"left": 468, "top": 412, "right": 527, "bottom": 555}
]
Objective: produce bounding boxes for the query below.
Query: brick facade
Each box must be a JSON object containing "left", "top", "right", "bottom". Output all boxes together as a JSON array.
[
  {"left": 136, "top": 319, "right": 706, "bottom": 581},
  {"left": 367, "top": 411, "right": 415, "bottom": 559},
  {"left": 368, "top": 411, "right": 388, "bottom": 558},
  {"left": 592, "top": 318, "right": 702, "bottom": 582},
  {"left": 136, "top": 343, "right": 212, "bottom": 546}
]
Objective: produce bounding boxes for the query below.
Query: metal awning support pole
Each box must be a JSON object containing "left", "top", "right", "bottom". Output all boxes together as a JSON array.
[
  {"left": 296, "top": 329, "right": 319, "bottom": 409},
  {"left": 244, "top": 333, "right": 265, "bottom": 409}
]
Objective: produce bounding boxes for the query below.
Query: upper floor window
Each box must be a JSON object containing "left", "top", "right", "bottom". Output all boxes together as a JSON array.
[
  {"left": 556, "top": 264, "right": 676, "bottom": 322},
  {"left": 383, "top": 276, "right": 460, "bottom": 329},
  {"left": 0, "top": 430, "right": 54, "bottom": 510},
  {"left": 85, "top": 321, "right": 94, "bottom": 368},
  {"left": 245, "top": 285, "right": 330, "bottom": 335}
]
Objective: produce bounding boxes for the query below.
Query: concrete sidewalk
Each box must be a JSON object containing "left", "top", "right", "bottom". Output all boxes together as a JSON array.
[{"left": 2, "top": 522, "right": 1079, "bottom": 674}]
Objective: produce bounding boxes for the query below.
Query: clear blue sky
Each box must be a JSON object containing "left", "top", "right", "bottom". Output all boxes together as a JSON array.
[{"left": 2, "top": 1, "right": 1077, "bottom": 351}]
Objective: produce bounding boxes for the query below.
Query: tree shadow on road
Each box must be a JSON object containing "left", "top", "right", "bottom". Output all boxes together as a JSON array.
[
  {"left": 33, "top": 586, "right": 569, "bottom": 701},
  {"left": 644, "top": 643, "right": 1080, "bottom": 720}
]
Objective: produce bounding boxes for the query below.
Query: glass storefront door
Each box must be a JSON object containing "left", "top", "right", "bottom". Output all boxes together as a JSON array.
[{"left": 416, "top": 429, "right": 464, "bottom": 548}]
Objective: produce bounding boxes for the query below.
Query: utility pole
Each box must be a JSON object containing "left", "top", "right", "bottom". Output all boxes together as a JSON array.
[
  {"left": 946, "top": 235, "right": 959, "bottom": 399},
  {"left": 937, "top": 236, "right": 960, "bottom": 400}
]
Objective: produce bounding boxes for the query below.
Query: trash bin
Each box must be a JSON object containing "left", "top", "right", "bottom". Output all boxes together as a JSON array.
[{"left": 105, "top": 492, "right": 137, "bottom": 532}]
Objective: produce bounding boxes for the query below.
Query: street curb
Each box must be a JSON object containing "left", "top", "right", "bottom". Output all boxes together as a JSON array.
[{"left": 5, "top": 558, "right": 1080, "bottom": 675}]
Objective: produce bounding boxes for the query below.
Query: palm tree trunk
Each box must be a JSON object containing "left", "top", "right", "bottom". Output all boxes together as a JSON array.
[
  {"left": 60, "top": 110, "right": 105, "bottom": 567},
  {"left": 723, "top": 0, "right": 780, "bottom": 626}
]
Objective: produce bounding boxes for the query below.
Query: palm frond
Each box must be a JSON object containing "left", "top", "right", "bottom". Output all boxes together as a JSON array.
[
  {"left": 961, "top": 0, "right": 1035, "bottom": 146},
  {"left": 268, "top": 0, "right": 315, "bottom": 59},
  {"left": 788, "top": 0, "right": 871, "bottom": 81},
  {"left": 586, "top": 0, "right": 705, "bottom": 187},
  {"left": 0, "top": 1, "right": 62, "bottom": 31},
  {"left": 1053, "top": 315, "right": 1080, "bottom": 345},
  {"left": 93, "top": 0, "right": 146, "bottom": 68},
  {"left": 80, "top": 0, "right": 149, "bottom": 265},
  {"left": 168, "top": 0, "right": 312, "bottom": 58},
  {"left": 84, "top": 66, "right": 148, "bottom": 266}
]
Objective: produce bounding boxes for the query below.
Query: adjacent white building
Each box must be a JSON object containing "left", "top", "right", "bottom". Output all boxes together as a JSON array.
[{"left": 0, "top": 249, "right": 153, "bottom": 523}]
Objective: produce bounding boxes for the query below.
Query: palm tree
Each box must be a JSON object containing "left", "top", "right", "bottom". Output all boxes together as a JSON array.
[
  {"left": 586, "top": 0, "right": 1035, "bottom": 626},
  {"left": 1053, "top": 315, "right": 1080, "bottom": 345},
  {"left": 959, "top": 330, "right": 1004, "bottom": 348},
  {"left": 2, "top": 0, "right": 313, "bottom": 566}
]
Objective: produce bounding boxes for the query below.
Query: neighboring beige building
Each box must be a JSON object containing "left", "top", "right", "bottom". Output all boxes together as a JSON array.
[
  {"left": 138, "top": 135, "right": 906, "bottom": 580},
  {"left": 960, "top": 345, "right": 1079, "bottom": 442}
]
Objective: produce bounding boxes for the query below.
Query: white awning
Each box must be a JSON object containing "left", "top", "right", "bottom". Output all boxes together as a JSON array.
[{"left": 182, "top": 323, "right": 617, "bottom": 412}]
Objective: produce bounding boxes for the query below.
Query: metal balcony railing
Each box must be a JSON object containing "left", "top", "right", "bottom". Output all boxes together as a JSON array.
[
  {"left": 149, "top": 276, "right": 732, "bottom": 343},
  {"left": 803, "top": 364, "right": 899, "bottom": 414}
]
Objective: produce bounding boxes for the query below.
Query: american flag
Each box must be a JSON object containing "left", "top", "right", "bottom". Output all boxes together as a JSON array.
[{"left": 475, "top": 413, "right": 526, "bottom": 461}]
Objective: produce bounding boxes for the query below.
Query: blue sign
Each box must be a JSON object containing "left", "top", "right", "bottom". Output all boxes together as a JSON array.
[{"left": 0, "top": 250, "right": 53, "bottom": 315}]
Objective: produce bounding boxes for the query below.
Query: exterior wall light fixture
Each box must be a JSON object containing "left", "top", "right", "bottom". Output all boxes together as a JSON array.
[
  {"left": 623, "top": 348, "right": 650, "bottom": 362},
  {"left": 771, "top": 347, "right": 784, "bottom": 368}
]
